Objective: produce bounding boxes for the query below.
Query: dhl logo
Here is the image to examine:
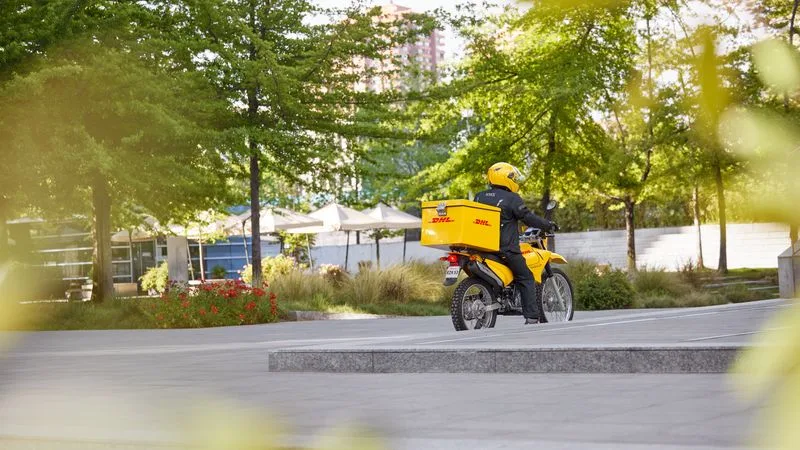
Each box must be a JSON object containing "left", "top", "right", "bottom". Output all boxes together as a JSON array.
[
  {"left": 474, "top": 219, "right": 491, "bottom": 226},
  {"left": 429, "top": 217, "right": 454, "bottom": 223}
]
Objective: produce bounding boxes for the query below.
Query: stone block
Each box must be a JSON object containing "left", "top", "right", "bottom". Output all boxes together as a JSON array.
[
  {"left": 267, "top": 351, "right": 373, "bottom": 373},
  {"left": 372, "top": 350, "right": 495, "bottom": 373}
]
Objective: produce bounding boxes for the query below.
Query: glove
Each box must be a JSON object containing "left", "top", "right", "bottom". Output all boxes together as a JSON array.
[{"left": 549, "top": 221, "right": 560, "bottom": 232}]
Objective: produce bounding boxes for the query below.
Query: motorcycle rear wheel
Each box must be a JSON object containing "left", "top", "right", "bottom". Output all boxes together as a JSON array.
[{"left": 451, "top": 278, "right": 498, "bottom": 331}]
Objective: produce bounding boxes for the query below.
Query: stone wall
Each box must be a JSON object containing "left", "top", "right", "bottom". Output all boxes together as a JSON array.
[{"left": 310, "top": 223, "right": 791, "bottom": 270}]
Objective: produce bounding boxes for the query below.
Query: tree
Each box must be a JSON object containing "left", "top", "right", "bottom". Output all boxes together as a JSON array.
[
  {"left": 416, "top": 2, "right": 637, "bottom": 219},
  {"left": 163, "top": 0, "right": 439, "bottom": 286},
  {"left": 747, "top": 0, "right": 800, "bottom": 244},
  {"left": 0, "top": 44, "right": 229, "bottom": 301}
]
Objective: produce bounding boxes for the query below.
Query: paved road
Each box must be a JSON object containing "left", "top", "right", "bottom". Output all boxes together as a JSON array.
[{"left": 0, "top": 301, "right": 783, "bottom": 449}]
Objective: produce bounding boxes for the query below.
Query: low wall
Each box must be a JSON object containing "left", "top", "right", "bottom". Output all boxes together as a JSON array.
[{"left": 310, "top": 223, "right": 791, "bottom": 270}]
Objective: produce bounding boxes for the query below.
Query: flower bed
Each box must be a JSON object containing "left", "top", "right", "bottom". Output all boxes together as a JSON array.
[{"left": 142, "top": 279, "right": 279, "bottom": 328}]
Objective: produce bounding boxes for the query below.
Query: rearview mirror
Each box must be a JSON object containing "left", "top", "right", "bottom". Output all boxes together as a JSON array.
[{"left": 546, "top": 200, "right": 559, "bottom": 211}]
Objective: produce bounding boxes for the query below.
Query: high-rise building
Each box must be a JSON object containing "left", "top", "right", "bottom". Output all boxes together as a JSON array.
[{"left": 356, "top": 2, "right": 445, "bottom": 92}]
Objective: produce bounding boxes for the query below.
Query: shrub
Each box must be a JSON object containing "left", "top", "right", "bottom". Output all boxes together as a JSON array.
[
  {"left": 357, "top": 260, "right": 373, "bottom": 273},
  {"left": 269, "top": 270, "right": 335, "bottom": 305},
  {"left": 240, "top": 254, "right": 297, "bottom": 285},
  {"left": 319, "top": 264, "right": 348, "bottom": 286},
  {"left": 720, "top": 284, "right": 771, "bottom": 303},
  {"left": 633, "top": 267, "right": 691, "bottom": 297},
  {"left": 574, "top": 269, "right": 635, "bottom": 310},
  {"left": 337, "top": 265, "right": 445, "bottom": 305},
  {"left": 563, "top": 258, "right": 603, "bottom": 288},
  {"left": 678, "top": 259, "right": 704, "bottom": 287},
  {"left": 635, "top": 291, "right": 726, "bottom": 309},
  {"left": 211, "top": 265, "right": 228, "bottom": 280},
  {"left": 340, "top": 269, "right": 383, "bottom": 304},
  {"left": 142, "top": 279, "right": 278, "bottom": 328},
  {"left": 140, "top": 262, "right": 169, "bottom": 294}
]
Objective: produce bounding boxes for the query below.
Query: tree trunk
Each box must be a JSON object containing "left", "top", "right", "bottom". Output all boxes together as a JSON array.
[
  {"left": 624, "top": 197, "right": 636, "bottom": 272},
  {"left": 249, "top": 148, "right": 262, "bottom": 288},
  {"left": 692, "top": 185, "right": 705, "bottom": 269},
  {"left": 541, "top": 112, "right": 556, "bottom": 252},
  {"left": 247, "top": 0, "right": 262, "bottom": 288},
  {"left": 91, "top": 175, "right": 114, "bottom": 302},
  {"left": 714, "top": 164, "right": 728, "bottom": 274}
]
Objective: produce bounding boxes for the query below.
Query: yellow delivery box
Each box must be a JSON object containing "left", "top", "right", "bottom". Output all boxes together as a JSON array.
[{"left": 420, "top": 200, "right": 501, "bottom": 252}]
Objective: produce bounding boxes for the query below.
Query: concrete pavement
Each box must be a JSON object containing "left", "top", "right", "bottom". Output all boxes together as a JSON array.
[
  {"left": 268, "top": 299, "right": 789, "bottom": 373},
  {"left": 0, "top": 300, "right": 783, "bottom": 449}
]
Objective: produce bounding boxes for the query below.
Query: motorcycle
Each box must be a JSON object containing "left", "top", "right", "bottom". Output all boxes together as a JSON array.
[{"left": 441, "top": 200, "right": 574, "bottom": 331}]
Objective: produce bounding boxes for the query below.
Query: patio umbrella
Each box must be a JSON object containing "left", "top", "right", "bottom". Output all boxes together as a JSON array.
[
  {"left": 287, "top": 203, "right": 381, "bottom": 271},
  {"left": 362, "top": 203, "right": 422, "bottom": 267},
  {"left": 110, "top": 216, "right": 161, "bottom": 243},
  {"left": 222, "top": 207, "right": 323, "bottom": 266}
]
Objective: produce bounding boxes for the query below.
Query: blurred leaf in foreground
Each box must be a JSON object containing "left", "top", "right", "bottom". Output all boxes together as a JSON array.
[
  {"left": 751, "top": 39, "right": 800, "bottom": 94},
  {"left": 0, "top": 262, "right": 33, "bottom": 350},
  {"left": 732, "top": 301, "right": 800, "bottom": 450}
]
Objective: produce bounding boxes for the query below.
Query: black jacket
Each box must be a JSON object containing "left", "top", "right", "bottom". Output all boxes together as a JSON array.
[{"left": 475, "top": 186, "right": 552, "bottom": 254}]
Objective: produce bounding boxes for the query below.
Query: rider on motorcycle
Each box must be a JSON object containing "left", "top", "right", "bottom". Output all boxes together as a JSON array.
[{"left": 474, "top": 162, "right": 558, "bottom": 325}]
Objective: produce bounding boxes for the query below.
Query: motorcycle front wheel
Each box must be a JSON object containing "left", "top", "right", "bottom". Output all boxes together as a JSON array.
[
  {"left": 451, "top": 278, "right": 498, "bottom": 331},
  {"left": 540, "top": 267, "right": 574, "bottom": 323}
]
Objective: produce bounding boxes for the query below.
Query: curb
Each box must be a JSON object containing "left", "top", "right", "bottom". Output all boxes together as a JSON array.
[
  {"left": 267, "top": 346, "right": 741, "bottom": 374},
  {"left": 285, "top": 311, "right": 393, "bottom": 321}
]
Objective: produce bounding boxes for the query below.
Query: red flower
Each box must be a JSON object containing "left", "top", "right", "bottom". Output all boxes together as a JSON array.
[
  {"left": 269, "top": 292, "right": 277, "bottom": 301},
  {"left": 181, "top": 300, "right": 190, "bottom": 308},
  {"left": 178, "top": 293, "right": 187, "bottom": 300},
  {"left": 227, "top": 289, "right": 238, "bottom": 299},
  {"left": 239, "top": 313, "right": 246, "bottom": 320},
  {"left": 252, "top": 288, "right": 265, "bottom": 297},
  {"left": 156, "top": 314, "right": 164, "bottom": 321},
  {"left": 199, "top": 308, "right": 207, "bottom": 316},
  {"left": 269, "top": 295, "right": 278, "bottom": 316},
  {"left": 182, "top": 313, "right": 188, "bottom": 319},
  {"left": 245, "top": 301, "right": 256, "bottom": 311},
  {"left": 211, "top": 305, "right": 219, "bottom": 314}
]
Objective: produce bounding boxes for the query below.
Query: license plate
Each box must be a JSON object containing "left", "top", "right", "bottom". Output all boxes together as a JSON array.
[{"left": 445, "top": 266, "right": 460, "bottom": 280}]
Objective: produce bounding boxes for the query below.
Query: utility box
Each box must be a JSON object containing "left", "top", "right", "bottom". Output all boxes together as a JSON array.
[
  {"left": 778, "top": 242, "right": 800, "bottom": 299},
  {"left": 420, "top": 200, "right": 501, "bottom": 252}
]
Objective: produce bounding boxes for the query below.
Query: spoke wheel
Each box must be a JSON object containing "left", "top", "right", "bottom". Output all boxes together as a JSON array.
[
  {"left": 540, "top": 268, "right": 574, "bottom": 323},
  {"left": 451, "top": 278, "right": 498, "bottom": 331}
]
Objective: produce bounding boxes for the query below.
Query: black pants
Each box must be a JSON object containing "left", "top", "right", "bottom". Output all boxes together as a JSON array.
[{"left": 501, "top": 252, "right": 539, "bottom": 320}]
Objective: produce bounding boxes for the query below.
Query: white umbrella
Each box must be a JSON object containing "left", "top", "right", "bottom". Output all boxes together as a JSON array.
[
  {"left": 362, "top": 203, "right": 422, "bottom": 267},
  {"left": 286, "top": 203, "right": 381, "bottom": 271},
  {"left": 111, "top": 216, "right": 161, "bottom": 243},
  {"left": 223, "top": 207, "right": 323, "bottom": 266}
]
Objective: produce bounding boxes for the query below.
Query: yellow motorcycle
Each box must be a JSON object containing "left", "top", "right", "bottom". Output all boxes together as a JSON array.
[{"left": 421, "top": 199, "right": 574, "bottom": 331}]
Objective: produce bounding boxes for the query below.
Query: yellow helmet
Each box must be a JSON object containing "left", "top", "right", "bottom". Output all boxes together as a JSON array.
[{"left": 487, "top": 162, "right": 524, "bottom": 193}]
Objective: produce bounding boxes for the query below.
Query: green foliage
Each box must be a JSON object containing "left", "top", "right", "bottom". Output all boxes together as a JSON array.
[
  {"left": 633, "top": 267, "right": 692, "bottom": 297},
  {"left": 634, "top": 291, "right": 726, "bottom": 309},
  {"left": 211, "top": 265, "right": 228, "bottom": 280},
  {"left": 140, "top": 262, "right": 169, "bottom": 295},
  {"left": 268, "top": 271, "right": 335, "bottom": 306},
  {"left": 318, "top": 264, "right": 348, "bottom": 287},
  {"left": 4, "top": 299, "right": 154, "bottom": 331},
  {"left": 574, "top": 269, "right": 636, "bottom": 310},
  {"left": 278, "top": 232, "right": 315, "bottom": 267},
  {"left": 240, "top": 255, "right": 297, "bottom": 285}
]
